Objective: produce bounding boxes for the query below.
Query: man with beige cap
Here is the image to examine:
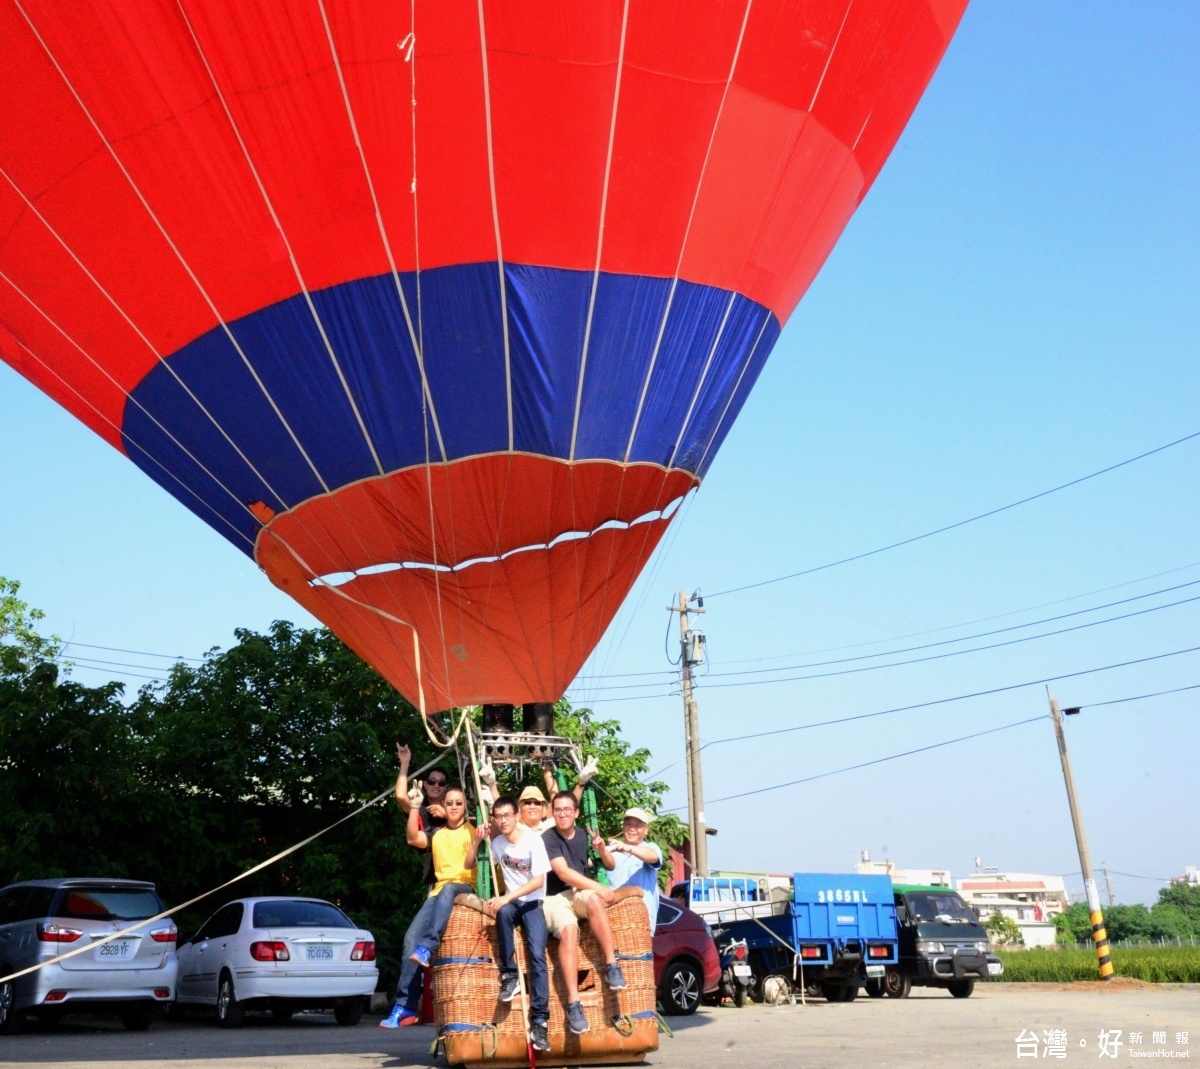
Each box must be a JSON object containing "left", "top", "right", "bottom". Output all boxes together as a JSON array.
[
  {"left": 607, "top": 807, "right": 664, "bottom": 933},
  {"left": 516, "top": 784, "right": 554, "bottom": 833}
]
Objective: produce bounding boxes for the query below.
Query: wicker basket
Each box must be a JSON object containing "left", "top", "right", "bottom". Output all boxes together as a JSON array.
[{"left": 435, "top": 897, "right": 659, "bottom": 1068}]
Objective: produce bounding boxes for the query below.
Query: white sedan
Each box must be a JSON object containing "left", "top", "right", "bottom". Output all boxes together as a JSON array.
[{"left": 173, "top": 897, "right": 377, "bottom": 1027}]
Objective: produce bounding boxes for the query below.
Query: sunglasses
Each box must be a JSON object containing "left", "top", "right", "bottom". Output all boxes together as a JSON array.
[
  {"left": 426, "top": 777, "right": 447, "bottom": 787},
  {"left": 521, "top": 800, "right": 543, "bottom": 806}
]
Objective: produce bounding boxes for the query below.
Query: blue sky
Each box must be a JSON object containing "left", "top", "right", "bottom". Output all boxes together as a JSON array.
[{"left": 2, "top": 1, "right": 1197, "bottom": 906}]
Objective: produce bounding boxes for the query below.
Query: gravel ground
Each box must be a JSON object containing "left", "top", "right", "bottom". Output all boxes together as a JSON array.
[{"left": 0, "top": 984, "right": 1195, "bottom": 1069}]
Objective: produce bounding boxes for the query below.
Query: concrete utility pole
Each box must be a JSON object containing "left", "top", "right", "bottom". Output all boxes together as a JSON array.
[
  {"left": 1046, "top": 688, "right": 1112, "bottom": 980},
  {"left": 670, "top": 590, "right": 708, "bottom": 877},
  {"left": 1102, "top": 866, "right": 1115, "bottom": 909}
]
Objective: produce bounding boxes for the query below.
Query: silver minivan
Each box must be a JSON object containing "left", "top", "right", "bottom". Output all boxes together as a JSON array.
[{"left": 0, "top": 878, "right": 178, "bottom": 1033}]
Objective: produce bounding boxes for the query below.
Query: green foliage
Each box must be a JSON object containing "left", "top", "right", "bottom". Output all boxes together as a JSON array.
[
  {"left": 1157, "top": 882, "right": 1200, "bottom": 928},
  {"left": 0, "top": 577, "right": 64, "bottom": 679},
  {"left": 1055, "top": 901, "right": 1093, "bottom": 944},
  {"left": 983, "top": 911, "right": 1024, "bottom": 946},
  {"left": 994, "top": 946, "right": 1200, "bottom": 983},
  {"left": 0, "top": 586, "right": 681, "bottom": 991},
  {"left": 1056, "top": 897, "right": 1197, "bottom": 945}
]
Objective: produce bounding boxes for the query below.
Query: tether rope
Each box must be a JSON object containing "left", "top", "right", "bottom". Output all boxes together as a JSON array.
[{"left": 0, "top": 750, "right": 450, "bottom": 988}]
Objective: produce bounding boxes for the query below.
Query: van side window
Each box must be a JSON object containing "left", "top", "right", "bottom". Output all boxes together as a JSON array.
[
  {"left": 20, "top": 888, "right": 54, "bottom": 922},
  {"left": 0, "top": 888, "right": 29, "bottom": 926}
]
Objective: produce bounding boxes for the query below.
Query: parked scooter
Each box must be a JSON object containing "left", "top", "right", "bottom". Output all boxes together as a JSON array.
[{"left": 715, "top": 937, "right": 752, "bottom": 1007}]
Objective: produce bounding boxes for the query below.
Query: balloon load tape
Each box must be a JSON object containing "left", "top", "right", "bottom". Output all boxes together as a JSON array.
[{"left": 480, "top": 702, "right": 567, "bottom": 763}]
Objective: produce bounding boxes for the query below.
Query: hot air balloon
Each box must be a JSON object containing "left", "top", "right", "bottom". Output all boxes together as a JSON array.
[{"left": 0, "top": 0, "right": 966, "bottom": 714}]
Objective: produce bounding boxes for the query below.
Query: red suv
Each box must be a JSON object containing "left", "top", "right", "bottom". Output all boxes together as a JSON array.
[{"left": 653, "top": 896, "right": 720, "bottom": 1015}]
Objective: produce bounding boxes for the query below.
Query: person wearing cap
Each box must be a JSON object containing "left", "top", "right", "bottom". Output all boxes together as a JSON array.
[
  {"left": 607, "top": 807, "right": 664, "bottom": 933},
  {"left": 517, "top": 784, "right": 554, "bottom": 833}
]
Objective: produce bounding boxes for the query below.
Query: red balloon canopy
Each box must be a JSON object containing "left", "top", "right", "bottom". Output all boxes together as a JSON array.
[{"left": 0, "top": 0, "right": 967, "bottom": 711}]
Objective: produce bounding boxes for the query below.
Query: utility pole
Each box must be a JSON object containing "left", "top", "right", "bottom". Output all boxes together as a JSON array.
[
  {"left": 1046, "top": 688, "right": 1112, "bottom": 980},
  {"left": 1102, "top": 866, "right": 1115, "bottom": 909},
  {"left": 670, "top": 590, "right": 708, "bottom": 877}
]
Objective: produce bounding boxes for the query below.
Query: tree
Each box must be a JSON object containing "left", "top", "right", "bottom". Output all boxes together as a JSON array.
[
  {"left": 1, "top": 577, "right": 64, "bottom": 679},
  {"left": 1157, "top": 882, "right": 1200, "bottom": 929},
  {"left": 1054, "top": 901, "right": 1092, "bottom": 944},
  {"left": 983, "top": 911, "right": 1024, "bottom": 946},
  {"left": 0, "top": 582, "right": 683, "bottom": 992}
]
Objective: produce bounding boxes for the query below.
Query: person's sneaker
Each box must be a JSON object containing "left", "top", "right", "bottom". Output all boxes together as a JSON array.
[
  {"left": 604, "top": 963, "right": 628, "bottom": 991},
  {"left": 409, "top": 945, "right": 432, "bottom": 969},
  {"left": 380, "top": 1004, "right": 418, "bottom": 1028},
  {"left": 566, "top": 1000, "right": 589, "bottom": 1034},
  {"left": 530, "top": 1020, "right": 551, "bottom": 1051},
  {"left": 498, "top": 973, "right": 520, "bottom": 1003}
]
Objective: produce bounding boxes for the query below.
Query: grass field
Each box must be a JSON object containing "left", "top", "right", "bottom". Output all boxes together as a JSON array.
[{"left": 994, "top": 945, "right": 1200, "bottom": 982}]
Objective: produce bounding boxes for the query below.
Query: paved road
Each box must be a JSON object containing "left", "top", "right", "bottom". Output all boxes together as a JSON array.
[{"left": 1, "top": 985, "right": 1195, "bottom": 1069}]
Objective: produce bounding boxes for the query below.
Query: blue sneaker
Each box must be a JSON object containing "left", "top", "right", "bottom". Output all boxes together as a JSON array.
[
  {"left": 380, "top": 1004, "right": 417, "bottom": 1028},
  {"left": 409, "top": 945, "right": 432, "bottom": 969}
]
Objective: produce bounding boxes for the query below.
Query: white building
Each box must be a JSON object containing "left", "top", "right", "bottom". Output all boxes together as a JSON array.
[
  {"left": 1172, "top": 865, "right": 1199, "bottom": 886},
  {"left": 855, "top": 858, "right": 952, "bottom": 887},
  {"left": 956, "top": 872, "right": 1069, "bottom": 948}
]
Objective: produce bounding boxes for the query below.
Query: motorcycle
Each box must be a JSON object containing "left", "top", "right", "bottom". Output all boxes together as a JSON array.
[{"left": 716, "top": 937, "right": 752, "bottom": 1007}]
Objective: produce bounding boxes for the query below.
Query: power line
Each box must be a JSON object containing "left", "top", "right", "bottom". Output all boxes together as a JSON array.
[
  {"left": 59, "top": 660, "right": 165, "bottom": 683},
  {"left": 574, "top": 558, "right": 1200, "bottom": 684},
  {"left": 701, "top": 578, "right": 1200, "bottom": 680},
  {"left": 692, "top": 591, "right": 1200, "bottom": 691},
  {"left": 576, "top": 588, "right": 1200, "bottom": 697},
  {"left": 712, "top": 558, "right": 1200, "bottom": 666},
  {"left": 60, "top": 640, "right": 204, "bottom": 663},
  {"left": 664, "top": 715, "right": 1046, "bottom": 810},
  {"left": 702, "top": 676, "right": 1200, "bottom": 752},
  {"left": 707, "top": 427, "right": 1200, "bottom": 599}
]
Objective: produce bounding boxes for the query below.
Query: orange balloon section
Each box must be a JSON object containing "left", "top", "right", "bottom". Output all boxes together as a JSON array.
[{"left": 0, "top": 0, "right": 967, "bottom": 710}]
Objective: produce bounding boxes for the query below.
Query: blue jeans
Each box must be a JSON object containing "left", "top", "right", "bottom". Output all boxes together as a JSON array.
[
  {"left": 394, "top": 881, "right": 473, "bottom": 1010},
  {"left": 495, "top": 898, "right": 549, "bottom": 1025}
]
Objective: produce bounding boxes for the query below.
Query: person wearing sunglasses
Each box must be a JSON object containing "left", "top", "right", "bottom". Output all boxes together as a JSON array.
[
  {"left": 382, "top": 782, "right": 487, "bottom": 1028},
  {"left": 393, "top": 743, "right": 450, "bottom": 887},
  {"left": 516, "top": 785, "right": 553, "bottom": 833}
]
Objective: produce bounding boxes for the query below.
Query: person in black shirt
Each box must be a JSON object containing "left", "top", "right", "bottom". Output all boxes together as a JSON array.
[{"left": 541, "top": 791, "right": 626, "bottom": 1034}]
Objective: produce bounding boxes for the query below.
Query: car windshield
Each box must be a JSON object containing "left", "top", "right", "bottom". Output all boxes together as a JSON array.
[
  {"left": 55, "top": 887, "right": 161, "bottom": 921},
  {"left": 252, "top": 901, "right": 353, "bottom": 929},
  {"left": 905, "top": 892, "right": 975, "bottom": 924}
]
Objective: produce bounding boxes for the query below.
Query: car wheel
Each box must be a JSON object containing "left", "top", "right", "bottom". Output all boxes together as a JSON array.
[
  {"left": 121, "top": 1004, "right": 158, "bottom": 1032},
  {"left": 216, "top": 973, "right": 246, "bottom": 1028},
  {"left": 0, "top": 979, "right": 23, "bottom": 1036},
  {"left": 659, "top": 960, "right": 702, "bottom": 1016},
  {"left": 865, "top": 978, "right": 886, "bottom": 998},
  {"left": 732, "top": 985, "right": 748, "bottom": 1008},
  {"left": 884, "top": 967, "right": 911, "bottom": 999},
  {"left": 948, "top": 980, "right": 975, "bottom": 999},
  {"left": 334, "top": 999, "right": 364, "bottom": 1026}
]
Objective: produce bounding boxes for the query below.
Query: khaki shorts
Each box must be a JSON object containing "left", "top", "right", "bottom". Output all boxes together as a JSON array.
[{"left": 542, "top": 890, "right": 596, "bottom": 936}]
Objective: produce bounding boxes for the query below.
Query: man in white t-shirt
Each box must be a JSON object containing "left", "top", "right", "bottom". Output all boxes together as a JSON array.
[
  {"left": 486, "top": 795, "right": 551, "bottom": 1053},
  {"left": 607, "top": 807, "right": 664, "bottom": 934}
]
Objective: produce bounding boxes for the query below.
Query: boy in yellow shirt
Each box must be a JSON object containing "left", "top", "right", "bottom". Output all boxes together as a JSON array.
[{"left": 382, "top": 784, "right": 487, "bottom": 1028}]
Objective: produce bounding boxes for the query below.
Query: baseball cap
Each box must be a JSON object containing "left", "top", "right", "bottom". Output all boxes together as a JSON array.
[
  {"left": 519, "top": 785, "right": 547, "bottom": 803},
  {"left": 623, "top": 807, "right": 654, "bottom": 825}
]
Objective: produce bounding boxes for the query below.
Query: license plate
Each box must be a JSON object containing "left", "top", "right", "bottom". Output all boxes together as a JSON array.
[
  {"left": 987, "top": 962, "right": 1003, "bottom": 976},
  {"left": 865, "top": 964, "right": 885, "bottom": 977},
  {"left": 97, "top": 941, "right": 132, "bottom": 959},
  {"left": 732, "top": 964, "right": 752, "bottom": 977},
  {"left": 306, "top": 945, "right": 334, "bottom": 961}
]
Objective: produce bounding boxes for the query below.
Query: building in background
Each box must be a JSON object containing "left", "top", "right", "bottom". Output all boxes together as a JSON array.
[
  {"left": 1172, "top": 865, "right": 1199, "bottom": 886},
  {"left": 855, "top": 853, "right": 952, "bottom": 888},
  {"left": 956, "top": 872, "right": 1069, "bottom": 947}
]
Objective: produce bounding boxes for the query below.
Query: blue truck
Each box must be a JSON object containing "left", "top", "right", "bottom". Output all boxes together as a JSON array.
[{"left": 677, "top": 872, "right": 900, "bottom": 1002}]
